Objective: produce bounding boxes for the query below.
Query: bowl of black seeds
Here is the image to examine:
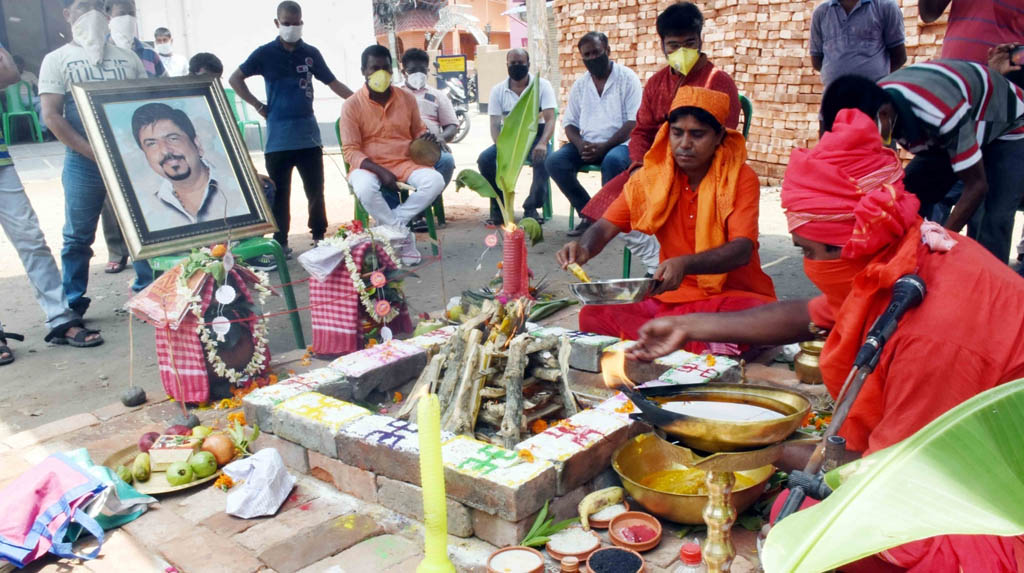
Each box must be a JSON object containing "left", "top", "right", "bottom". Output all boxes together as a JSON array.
[{"left": 586, "top": 546, "right": 645, "bottom": 573}]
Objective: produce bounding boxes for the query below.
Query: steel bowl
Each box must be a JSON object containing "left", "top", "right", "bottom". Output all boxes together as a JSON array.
[
  {"left": 622, "top": 383, "right": 811, "bottom": 452},
  {"left": 612, "top": 433, "right": 774, "bottom": 524},
  {"left": 569, "top": 278, "right": 656, "bottom": 305}
]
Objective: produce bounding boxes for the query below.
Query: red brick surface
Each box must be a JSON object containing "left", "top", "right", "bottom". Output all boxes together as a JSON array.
[{"left": 553, "top": 0, "right": 947, "bottom": 184}]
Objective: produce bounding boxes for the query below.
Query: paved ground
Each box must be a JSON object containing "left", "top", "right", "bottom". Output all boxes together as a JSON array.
[{"left": 2, "top": 110, "right": 1020, "bottom": 438}]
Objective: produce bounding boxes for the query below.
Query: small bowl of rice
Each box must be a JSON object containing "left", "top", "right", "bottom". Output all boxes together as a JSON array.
[
  {"left": 546, "top": 527, "right": 602, "bottom": 561},
  {"left": 588, "top": 501, "right": 630, "bottom": 529}
]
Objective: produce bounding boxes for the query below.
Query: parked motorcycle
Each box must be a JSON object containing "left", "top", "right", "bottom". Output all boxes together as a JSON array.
[{"left": 443, "top": 76, "right": 472, "bottom": 143}]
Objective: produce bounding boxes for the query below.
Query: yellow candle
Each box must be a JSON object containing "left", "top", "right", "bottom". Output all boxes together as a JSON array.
[{"left": 417, "top": 394, "right": 456, "bottom": 573}]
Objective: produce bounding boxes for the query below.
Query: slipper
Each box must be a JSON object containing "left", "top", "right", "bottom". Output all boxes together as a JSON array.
[
  {"left": 49, "top": 325, "right": 104, "bottom": 348},
  {"left": 0, "top": 329, "right": 24, "bottom": 366},
  {"left": 105, "top": 256, "right": 128, "bottom": 274}
]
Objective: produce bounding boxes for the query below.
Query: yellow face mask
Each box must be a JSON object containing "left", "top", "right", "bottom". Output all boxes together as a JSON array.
[
  {"left": 667, "top": 47, "right": 700, "bottom": 76},
  {"left": 368, "top": 69, "right": 392, "bottom": 93}
]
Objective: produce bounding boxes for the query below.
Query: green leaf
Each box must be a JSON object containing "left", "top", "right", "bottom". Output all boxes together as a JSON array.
[
  {"left": 762, "top": 378, "right": 1024, "bottom": 573},
  {"left": 455, "top": 169, "right": 498, "bottom": 200},
  {"left": 495, "top": 78, "right": 541, "bottom": 217},
  {"left": 522, "top": 536, "right": 549, "bottom": 548},
  {"left": 208, "top": 261, "right": 226, "bottom": 285},
  {"left": 547, "top": 517, "right": 580, "bottom": 533},
  {"left": 518, "top": 217, "right": 543, "bottom": 246},
  {"left": 521, "top": 501, "right": 549, "bottom": 545}
]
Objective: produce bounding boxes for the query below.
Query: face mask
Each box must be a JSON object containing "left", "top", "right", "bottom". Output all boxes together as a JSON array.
[
  {"left": 405, "top": 72, "right": 427, "bottom": 90},
  {"left": 72, "top": 10, "right": 110, "bottom": 66},
  {"left": 507, "top": 63, "right": 529, "bottom": 82},
  {"left": 368, "top": 69, "right": 392, "bottom": 93},
  {"left": 108, "top": 15, "right": 136, "bottom": 50},
  {"left": 583, "top": 53, "right": 610, "bottom": 77},
  {"left": 155, "top": 41, "right": 173, "bottom": 56},
  {"left": 278, "top": 24, "right": 303, "bottom": 43},
  {"left": 667, "top": 46, "right": 700, "bottom": 76},
  {"left": 803, "top": 257, "right": 861, "bottom": 313}
]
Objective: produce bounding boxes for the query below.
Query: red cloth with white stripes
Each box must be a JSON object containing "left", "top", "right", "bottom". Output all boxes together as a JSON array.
[
  {"left": 155, "top": 268, "right": 269, "bottom": 404},
  {"left": 309, "top": 241, "right": 412, "bottom": 356}
]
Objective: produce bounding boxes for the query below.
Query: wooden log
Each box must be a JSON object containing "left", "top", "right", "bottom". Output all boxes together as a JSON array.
[
  {"left": 397, "top": 352, "right": 446, "bottom": 420},
  {"left": 499, "top": 334, "right": 532, "bottom": 449},
  {"left": 441, "top": 330, "right": 482, "bottom": 432},
  {"left": 558, "top": 335, "right": 580, "bottom": 416},
  {"left": 529, "top": 367, "right": 562, "bottom": 382},
  {"left": 436, "top": 327, "right": 470, "bottom": 410}
]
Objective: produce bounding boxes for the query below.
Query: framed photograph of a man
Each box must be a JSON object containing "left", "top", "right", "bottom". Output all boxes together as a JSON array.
[{"left": 72, "top": 77, "right": 276, "bottom": 259}]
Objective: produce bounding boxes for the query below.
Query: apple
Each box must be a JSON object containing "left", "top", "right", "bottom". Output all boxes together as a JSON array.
[
  {"left": 191, "top": 425, "right": 213, "bottom": 439},
  {"left": 138, "top": 432, "right": 160, "bottom": 453},
  {"left": 166, "top": 461, "right": 194, "bottom": 486},
  {"left": 188, "top": 451, "right": 218, "bottom": 479}
]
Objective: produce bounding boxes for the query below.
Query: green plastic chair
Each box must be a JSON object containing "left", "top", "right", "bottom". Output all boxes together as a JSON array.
[
  {"left": 3, "top": 81, "right": 43, "bottom": 144},
  {"left": 224, "top": 88, "right": 265, "bottom": 151},
  {"left": 149, "top": 237, "right": 306, "bottom": 349},
  {"left": 739, "top": 93, "right": 753, "bottom": 139},
  {"left": 334, "top": 119, "right": 441, "bottom": 256}
]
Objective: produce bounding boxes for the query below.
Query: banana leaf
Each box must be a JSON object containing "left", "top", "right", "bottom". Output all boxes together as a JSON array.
[
  {"left": 495, "top": 78, "right": 541, "bottom": 223},
  {"left": 762, "top": 378, "right": 1024, "bottom": 573}
]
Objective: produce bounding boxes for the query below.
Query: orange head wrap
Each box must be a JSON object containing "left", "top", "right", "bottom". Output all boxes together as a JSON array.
[
  {"left": 781, "top": 108, "right": 920, "bottom": 260},
  {"left": 622, "top": 86, "right": 747, "bottom": 295}
]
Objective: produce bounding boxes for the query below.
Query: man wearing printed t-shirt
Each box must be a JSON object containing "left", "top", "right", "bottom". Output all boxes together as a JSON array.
[{"left": 229, "top": 0, "right": 353, "bottom": 253}]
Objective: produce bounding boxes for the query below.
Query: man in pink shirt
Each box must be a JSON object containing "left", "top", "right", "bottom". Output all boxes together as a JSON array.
[{"left": 340, "top": 45, "right": 445, "bottom": 264}]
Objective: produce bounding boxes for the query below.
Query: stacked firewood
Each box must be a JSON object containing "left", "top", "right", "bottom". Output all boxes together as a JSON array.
[{"left": 398, "top": 299, "right": 579, "bottom": 448}]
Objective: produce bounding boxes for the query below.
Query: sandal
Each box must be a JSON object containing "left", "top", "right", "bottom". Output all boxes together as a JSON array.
[
  {"left": 105, "top": 256, "right": 128, "bottom": 274},
  {"left": 0, "top": 328, "right": 24, "bottom": 366},
  {"left": 45, "top": 320, "right": 104, "bottom": 348}
]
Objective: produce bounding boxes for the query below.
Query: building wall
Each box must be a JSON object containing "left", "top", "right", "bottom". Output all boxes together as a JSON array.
[
  {"left": 136, "top": 0, "right": 374, "bottom": 124},
  {"left": 553, "top": 0, "right": 948, "bottom": 184}
]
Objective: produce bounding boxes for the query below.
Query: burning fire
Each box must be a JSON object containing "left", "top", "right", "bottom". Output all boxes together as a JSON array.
[{"left": 601, "top": 351, "right": 636, "bottom": 391}]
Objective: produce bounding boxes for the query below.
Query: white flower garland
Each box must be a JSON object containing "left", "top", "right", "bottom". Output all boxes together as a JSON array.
[
  {"left": 188, "top": 268, "right": 272, "bottom": 385},
  {"left": 322, "top": 232, "right": 403, "bottom": 326}
]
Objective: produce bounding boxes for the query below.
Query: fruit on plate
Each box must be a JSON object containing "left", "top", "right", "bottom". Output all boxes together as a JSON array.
[
  {"left": 132, "top": 452, "right": 151, "bottom": 482},
  {"left": 138, "top": 431, "right": 160, "bottom": 453},
  {"left": 115, "top": 465, "right": 133, "bottom": 484},
  {"left": 202, "top": 433, "right": 236, "bottom": 465},
  {"left": 166, "top": 461, "right": 194, "bottom": 486},
  {"left": 165, "top": 425, "right": 192, "bottom": 436},
  {"left": 191, "top": 425, "right": 213, "bottom": 439},
  {"left": 188, "top": 451, "right": 218, "bottom": 479}
]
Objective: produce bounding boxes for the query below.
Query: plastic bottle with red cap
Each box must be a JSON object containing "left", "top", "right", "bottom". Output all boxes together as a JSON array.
[{"left": 673, "top": 541, "right": 705, "bottom": 572}]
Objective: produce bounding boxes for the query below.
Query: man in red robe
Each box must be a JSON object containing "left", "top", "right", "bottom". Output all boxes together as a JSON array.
[
  {"left": 628, "top": 108, "right": 1024, "bottom": 572},
  {"left": 575, "top": 2, "right": 742, "bottom": 274}
]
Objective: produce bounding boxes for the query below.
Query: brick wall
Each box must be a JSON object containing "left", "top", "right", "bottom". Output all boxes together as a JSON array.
[{"left": 553, "top": 0, "right": 948, "bottom": 184}]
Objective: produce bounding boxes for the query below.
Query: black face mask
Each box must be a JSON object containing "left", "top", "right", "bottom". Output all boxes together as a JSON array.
[
  {"left": 583, "top": 53, "right": 610, "bottom": 78},
  {"left": 508, "top": 63, "right": 529, "bottom": 81}
]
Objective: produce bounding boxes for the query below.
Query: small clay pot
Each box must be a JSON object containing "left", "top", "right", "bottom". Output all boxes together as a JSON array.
[
  {"left": 586, "top": 546, "right": 645, "bottom": 573},
  {"left": 486, "top": 546, "right": 545, "bottom": 573},
  {"left": 794, "top": 339, "right": 825, "bottom": 385},
  {"left": 588, "top": 500, "right": 630, "bottom": 530},
  {"left": 545, "top": 528, "right": 602, "bottom": 562},
  {"left": 608, "top": 511, "right": 662, "bottom": 553}
]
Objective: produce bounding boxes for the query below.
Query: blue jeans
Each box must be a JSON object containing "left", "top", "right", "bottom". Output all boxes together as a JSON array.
[
  {"left": 545, "top": 143, "right": 630, "bottom": 215},
  {"left": 61, "top": 150, "right": 151, "bottom": 314},
  {"left": 905, "top": 138, "right": 1024, "bottom": 263}
]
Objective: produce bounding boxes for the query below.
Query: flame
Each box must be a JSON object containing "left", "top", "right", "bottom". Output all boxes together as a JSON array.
[{"left": 601, "top": 350, "right": 636, "bottom": 390}]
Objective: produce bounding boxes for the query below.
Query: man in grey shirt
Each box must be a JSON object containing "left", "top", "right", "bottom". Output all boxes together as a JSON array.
[{"left": 810, "top": 0, "right": 907, "bottom": 87}]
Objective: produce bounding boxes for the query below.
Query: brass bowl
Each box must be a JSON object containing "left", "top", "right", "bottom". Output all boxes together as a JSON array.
[
  {"left": 623, "top": 383, "right": 811, "bottom": 452},
  {"left": 612, "top": 434, "right": 774, "bottom": 524},
  {"left": 794, "top": 339, "right": 825, "bottom": 385}
]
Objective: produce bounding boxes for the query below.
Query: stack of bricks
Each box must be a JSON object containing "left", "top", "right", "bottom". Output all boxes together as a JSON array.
[{"left": 553, "top": 0, "right": 948, "bottom": 185}]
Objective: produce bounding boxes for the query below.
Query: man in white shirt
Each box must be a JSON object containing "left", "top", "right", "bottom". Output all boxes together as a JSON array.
[
  {"left": 131, "top": 102, "right": 248, "bottom": 230},
  {"left": 547, "top": 32, "right": 640, "bottom": 238},
  {"left": 39, "top": 0, "right": 150, "bottom": 318},
  {"left": 153, "top": 26, "right": 188, "bottom": 77},
  {"left": 476, "top": 48, "right": 557, "bottom": 225}
]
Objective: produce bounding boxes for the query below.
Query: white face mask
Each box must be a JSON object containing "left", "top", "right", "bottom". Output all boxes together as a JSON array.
[
  {"left": 155, "top": 41, "right": 173, "bottom": 56},
  {"left": 405, "top": 72, "right": 427, "bottom": 90},
  {"left": 72, "top": 10, "right": 110, "bottom": 66},
  {"left": 278, "top": 24, "right": 303, "bottom": 43},
  {"left": 108, "top": 15, "right": 137, "bottom": 50}
]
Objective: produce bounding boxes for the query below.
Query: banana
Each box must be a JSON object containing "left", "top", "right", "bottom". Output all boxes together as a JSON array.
[
  {"left": 132, "top": 452, "right": 151, "bottom": 482},
  {"left": 578, "top": 486, "right": 624, "bottom": 530},
  {"left": 567, "top": 263, "right": 591, "bottom": 283},
  {"left": 115, "top": 464, "right": 133, "bottom": 484}
]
